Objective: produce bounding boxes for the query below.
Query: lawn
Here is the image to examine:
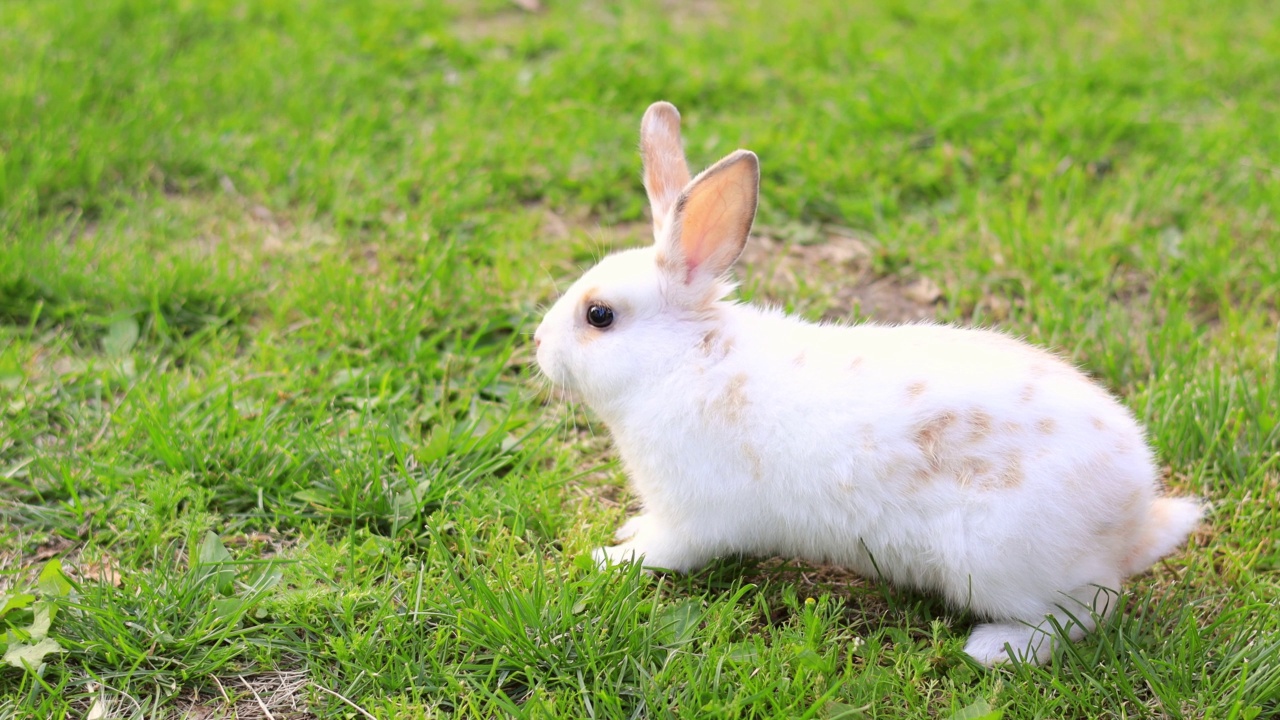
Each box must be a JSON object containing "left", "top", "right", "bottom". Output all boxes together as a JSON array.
[{"left": 1, "top": 0, "right": 1278, "bottom": 717}]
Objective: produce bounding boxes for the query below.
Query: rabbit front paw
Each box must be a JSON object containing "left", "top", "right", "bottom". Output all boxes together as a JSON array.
[
  {"left": 592, "top": 523, "right": 709, "bottom": 574},
  {"left": 614, "top": 513, "right": 651, "bottom": 542},
  {"left": 592, "top": 543, "right": 644, "bottom": 569},
  {"left": 964, "top": 622, "right": 1053, "bottom": 666}
]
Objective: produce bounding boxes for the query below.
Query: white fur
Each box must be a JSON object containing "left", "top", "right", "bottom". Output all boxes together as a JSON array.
[{"left": 533, "top": 103, "right": 1203, "bottom": 667}]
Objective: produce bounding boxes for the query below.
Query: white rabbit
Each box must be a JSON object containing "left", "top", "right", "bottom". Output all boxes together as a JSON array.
[{"left": 533, "top": 101, "right": 1203, "bottom": 666}]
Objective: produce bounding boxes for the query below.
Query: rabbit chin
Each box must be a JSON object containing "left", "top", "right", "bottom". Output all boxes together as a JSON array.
[
  {"left": 539, "top": 337, "right": 678, "bottom": 421},
  {"left": 533, "top": 321, "right": 635, "bottom": 413}
]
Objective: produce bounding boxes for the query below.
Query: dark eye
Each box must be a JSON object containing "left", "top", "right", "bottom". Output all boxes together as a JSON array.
[{"left": 586, "top": 303, "right": 615, "bottom": 329}]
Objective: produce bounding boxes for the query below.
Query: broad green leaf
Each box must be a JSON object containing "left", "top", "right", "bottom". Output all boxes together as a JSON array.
[
  {"left": 946, "top": 699, "right": 1003, "bottom": 720},
  {"left": 571, "top": 553, "right": 596, "bottom": 573},
  {"left": 656, "top": 599, "right": 703, "bottom": 645},
  {"left": 420, "top": 424, "right": 449, "bottom": 463},
  {"left": 1, "top": 602, "right": 54, "bottom": 647},
  {"left": 38, "top": 559, "right": 71, "bottom": 598},
  {"left": 243, "top": 565, "right": 283, "bottom": 593},
  {"left": 25, "top": 602, "right": 54, "bottom": 638},
  {"left": 723, "top": 641, "right": 760, "bottom": 663},
  {"left": 195, "top": 531, "right": 236, "bottom": 595},
  {"left": 3, "top": 637, "right": 64, "bottom": 670},
  {"left": 103, "top": 317, "right": 139, "bottom": 356},
  {"left": 293, "top": 489, "right": 333, "bottom": 509},
  {"left": 794, "top": 647, "right": 834, "bottom": 673},
  {"left": 0, "top": 593, "right": 35, "bottom": 617},
  {"left": 211, "top": 596, "right": 246, "bottom": 621},
  {"left": 392, "top": 479, "right": 434, "bottom": 519},
  {"left": 822, "top": 700, "right": 868, "bottom": 720}
]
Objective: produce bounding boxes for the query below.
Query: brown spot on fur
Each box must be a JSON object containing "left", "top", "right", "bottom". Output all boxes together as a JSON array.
[
  {"left": 696, "top": 326, "right": 737, "bottom": 358},
  {"left": 1019, "top": 384, "right": 1036, "bottom": 403},
  {"left": 1036, "top": 418, "right": 1056, "bottom": 434},
  {"left": 697, "top": 285, "right": 722, "bottom": 311},
  {"left": 861, "top": 424, "right": 876, "bottom": 453},
  {"left": 955, "top": 456, "right": 993, "bottom": 489},
  {"left": 913, "top": 411, "right": 957, "bottom": 471},
  {"left": 793, "top": 350, "right": 807, "bottom": 367},
  {"left": 838, "top": 481, "right": 856, "bottom": 494},
  {"left": 906, "top": 381, "right": 928, "bottom": 400},
  {"left": 912, "top": 465, "right": 934, "bottom": 486},
  {"left": 1091, "top": 417, "right": 1107, "bottom": 431},
  {"left": 654, "top": 251, "right": 678, "bottom": 274},
  {"left": 707, "top": 373, "right": 750, "bottom": 424},
  {"left": 892, "top": 453, "right": 929, "bottom": 491},
  {"left": 989, "top": 453, "right": 1025, "bottom": 490},
  {"left": 1029, "top": 363, "right": 1049, "bottom": 377},
  {"left": 849, "top": 356, "right": 864, "bottom": 371},
  {"left": 967, "top": 409, "right": 993, "bottom": 442},
  {"left": 1000, "top": 421, "right": 1023, "bottom": 434},
  {"left": 1061, "top": 462, "right": 1090, "bottom": 491},
  {"left": 698, "top": 328, "right": 721, "bottom": 355},
  {"left": 742, "top": 443, "right": 763, "bottom": 481}
]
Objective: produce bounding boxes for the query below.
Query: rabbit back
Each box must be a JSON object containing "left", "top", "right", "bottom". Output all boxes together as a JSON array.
[{"left": 608, "top": 305, "right": 1175, "bottom": 617}]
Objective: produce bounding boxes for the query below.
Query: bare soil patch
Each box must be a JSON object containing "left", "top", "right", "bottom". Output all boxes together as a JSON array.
[
  {"left": 449, "top": 0, "right": 727, "bottom": 42},
  {"left": 77, "top": 671, "right": 314, "bottom": 720},
  {"left": 739, "top": 228, "right": 942, "bottom": 324}
]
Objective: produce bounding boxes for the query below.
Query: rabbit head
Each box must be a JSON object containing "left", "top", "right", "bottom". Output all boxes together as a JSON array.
[{"left": 534, "top": 102, "right": 759, "bottom": 412}]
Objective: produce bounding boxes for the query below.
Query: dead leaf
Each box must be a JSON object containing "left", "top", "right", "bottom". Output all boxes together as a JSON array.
[
  {"left": 29, "top": 536, "right": 75, "bottom": 563},
  {"left": 3, "top": 637, "right": 64, "bottom": 669},
  {"left": 81, "top": 557, "right": 123, "bottom": 587},
  {"left": 903, "top": 277, "right": 943, "bottom": 305}
]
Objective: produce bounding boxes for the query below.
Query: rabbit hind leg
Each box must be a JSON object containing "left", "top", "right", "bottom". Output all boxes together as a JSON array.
[{"left": 963, "top": 578, "right": 1122, "bottom": 666}]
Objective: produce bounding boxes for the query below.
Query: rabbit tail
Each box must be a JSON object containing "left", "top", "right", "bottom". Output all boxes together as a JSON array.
[{"left": 1125, "top": 497, "right": 1203, "bottom": 576}]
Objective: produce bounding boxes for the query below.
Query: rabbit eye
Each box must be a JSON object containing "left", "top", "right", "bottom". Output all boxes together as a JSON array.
[{"left": 585, "top": 303, "right": 615, "bottom": 329}]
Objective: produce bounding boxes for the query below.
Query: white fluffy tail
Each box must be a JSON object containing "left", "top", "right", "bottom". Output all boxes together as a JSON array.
[{"left": 1125, "top": 497, "right": 1204, "bottom": 576}]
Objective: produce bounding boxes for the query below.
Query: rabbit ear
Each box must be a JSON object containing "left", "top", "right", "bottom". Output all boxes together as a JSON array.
[
  {"left": 660, "top": 149, "right": 759, "bottom": 289},
  {"left": 640, "top": 102, "right": 692, "bottom": 236}
]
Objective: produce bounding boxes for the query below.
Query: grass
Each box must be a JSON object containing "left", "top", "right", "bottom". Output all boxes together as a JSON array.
[{"left": 1, "top": 0, "right": 1278, "bottom": 716}]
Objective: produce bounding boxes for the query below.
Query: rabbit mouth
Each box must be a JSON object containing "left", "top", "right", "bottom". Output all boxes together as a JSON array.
[
  {"left": 532, "top": 340, "right": 575, "bottom": 394},
  {"left": 533, "top": 347, "right": 561, "bottom": 387}
]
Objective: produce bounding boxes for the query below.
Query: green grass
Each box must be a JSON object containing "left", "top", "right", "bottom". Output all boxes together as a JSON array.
[{"left": 1, "top": 0, "right": 1278, "bottom": 716}]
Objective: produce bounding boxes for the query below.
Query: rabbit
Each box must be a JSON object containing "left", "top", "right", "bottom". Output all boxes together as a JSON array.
[{"left": 532, "top": 101, "right": 1203, "bottom": 666}]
